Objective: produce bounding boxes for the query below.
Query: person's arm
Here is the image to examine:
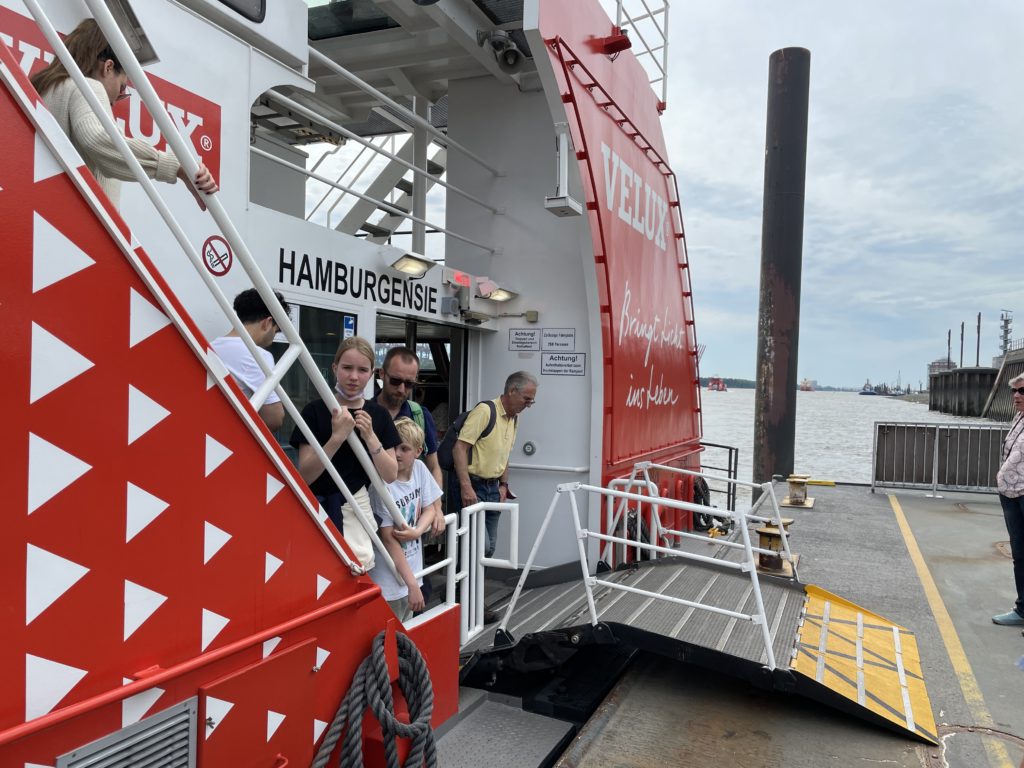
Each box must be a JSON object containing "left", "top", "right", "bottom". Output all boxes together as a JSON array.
[
  {"left": 68, "top": 80, "right": 179, "bottom": 183},
  {"left": 421, "top": 410, "right": 443, "bottom": 489},
  {"left": 296, "top": 407, "right": 354, "bottom": 484},
  {"left": 423, "top": 498, "right": 444, "bottom": 536},
  {"left": 67, "top": 80, "right": 216, "bottom": 206},
  {"left": 453, "top": 440, "right": 477, "bottom": 507},
  {"left": 353, "top": 409, "right": 398, "bottom": 483},
  {"left": 380, "top": 527, "right": 424, "bottom": 612},
  {"left": 423, "top": 451, "right": 443, "bottom": 490},
  {"left": 259, "top": 402, "right": 284, "bottom": 432}
]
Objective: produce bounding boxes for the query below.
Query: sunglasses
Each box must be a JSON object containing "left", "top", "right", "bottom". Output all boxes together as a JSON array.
[
  {"left": 387, "top": 376, "right": 419, "bottom": 390},
  {"left": 1012, "top": 387, "right": 1024, "bottom": 395}
]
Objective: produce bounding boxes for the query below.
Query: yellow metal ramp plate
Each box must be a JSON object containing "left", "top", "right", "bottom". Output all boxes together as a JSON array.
[{"left": 793, "top": 585, "right": 937, "bottom": 744}]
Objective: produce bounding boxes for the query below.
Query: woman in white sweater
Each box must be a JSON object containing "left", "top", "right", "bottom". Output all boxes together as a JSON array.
[{"left": 30, "top": 18, "right": 217, "bottom": 208}]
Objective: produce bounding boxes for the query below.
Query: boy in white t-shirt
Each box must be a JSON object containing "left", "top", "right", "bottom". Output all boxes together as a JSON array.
[{"left": 369, "top": 417, "right": 443, "bottom": 621}]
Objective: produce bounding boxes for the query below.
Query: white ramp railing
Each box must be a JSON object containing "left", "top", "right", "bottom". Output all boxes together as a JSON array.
[{"left": 499, "top": 471, "right": 797, "bottom": 670}]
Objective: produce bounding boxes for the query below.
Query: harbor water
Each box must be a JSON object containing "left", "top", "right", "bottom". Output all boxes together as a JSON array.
[{"left": 699, "top": 389, "right": 997, "bottom": 491}]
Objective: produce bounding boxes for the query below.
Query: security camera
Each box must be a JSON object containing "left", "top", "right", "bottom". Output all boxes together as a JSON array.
[{"left": 477, "top": 29, "right": 524, "bottom": 74}]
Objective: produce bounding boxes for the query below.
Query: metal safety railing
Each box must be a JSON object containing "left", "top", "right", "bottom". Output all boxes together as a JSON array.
[
  {"left": 19, "top": 0, "right": 406, "bottom": 577},
  {"left": 373, "top": 497, "right": 522, "bottom": 647},
  {"left": 457, "top": 501, "right": 519, "bottom": 646},
  {"left": 871, "top": 421, "right": 1009, "bottom": 495},
  {"left": 615, "top": 0, "right": 671, "bottom": 104},
  {"left": 602, "top": 477, "right": 664, "bottom": 568},
  {"left": 499, "top": 470, "right": 796, "bottom": 670},
  {"left": 402, "top": 512, "right": 457, "bottom": 628},
  {"left": 699, "top": 440, "right": 740, "bottom": 511},
  {"left": 307, "top": 47, "right": 502, "bottom": 177}
]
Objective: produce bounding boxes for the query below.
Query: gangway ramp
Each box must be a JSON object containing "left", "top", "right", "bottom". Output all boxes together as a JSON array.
[{"left": 459, "top": 476, "right": 937, "bottom": 745}]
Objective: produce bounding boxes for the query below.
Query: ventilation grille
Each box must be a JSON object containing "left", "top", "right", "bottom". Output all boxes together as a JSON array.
[{"left": 56, "top": 697, "right": 197, "bottom": 768}]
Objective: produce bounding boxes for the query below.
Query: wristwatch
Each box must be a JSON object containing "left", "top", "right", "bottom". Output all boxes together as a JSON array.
[{"left": 371, "top": 444, "right": 384, "bottom": 456}]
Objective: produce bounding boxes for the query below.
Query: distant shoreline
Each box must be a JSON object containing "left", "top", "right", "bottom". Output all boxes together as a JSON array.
[{"left": 699, "top": 378, "right": 925, "bottom": 397}]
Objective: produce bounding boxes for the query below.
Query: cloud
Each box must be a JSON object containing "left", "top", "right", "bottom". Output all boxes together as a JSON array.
[{"left": 663, "top": 1, "right": 1024, "bottom": 385}]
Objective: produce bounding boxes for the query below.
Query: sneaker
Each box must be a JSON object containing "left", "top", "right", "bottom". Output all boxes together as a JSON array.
[
  {"left": 991, "top": 610, "right": 1024, "bottom": 626},
  {"left": 483, "top": 609, "right": 500, "bottom": 624}
]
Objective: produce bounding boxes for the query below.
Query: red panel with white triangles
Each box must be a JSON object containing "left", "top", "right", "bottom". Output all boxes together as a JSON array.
[{"left": 0, "top": 37, "right": 456, "bottom": 768}]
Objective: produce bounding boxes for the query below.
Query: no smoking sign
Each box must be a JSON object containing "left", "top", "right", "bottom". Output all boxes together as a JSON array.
[{"left": 202, "top": 235, "right": 232, "bottom": 276}]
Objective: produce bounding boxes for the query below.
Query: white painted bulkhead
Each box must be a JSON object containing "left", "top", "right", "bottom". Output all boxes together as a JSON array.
[{"left": 445, "top": 75, "right": 605, "bottom": 568}]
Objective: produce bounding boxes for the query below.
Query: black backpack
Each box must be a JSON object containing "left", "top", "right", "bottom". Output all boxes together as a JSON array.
[{"left": 437, "top": 400, "right": 507, "bottom": 471}]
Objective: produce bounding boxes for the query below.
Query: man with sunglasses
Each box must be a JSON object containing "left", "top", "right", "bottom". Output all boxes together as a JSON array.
[
  {"left": 211, "top": 289, "right": 288, "bottom": 431},
  {"left": 993, "top": 376, "right": 1024, "bottom": 626},
  {"left": 375, "top": 346, "right": 443, "bottom": 493}
]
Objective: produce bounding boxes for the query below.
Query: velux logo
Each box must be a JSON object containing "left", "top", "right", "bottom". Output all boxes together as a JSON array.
[{"left": 600, "top": 142, "right": 669, "bottom": 251}]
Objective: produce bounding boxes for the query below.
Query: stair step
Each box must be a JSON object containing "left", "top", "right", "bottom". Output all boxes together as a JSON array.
[
  {"left": 360, "top": 221, "right": 391, "bottom": 238},
  {"left": 378, "top": 202, "right": 410, "bottom": 214},
  {"left": 395, "top": 178, "right": 414, "bottom": 195},
  {"left": 436, "top": 698, "right": 573, "bottom": 768},
  {"left": 427, "top": 159, "right": 445, "bottom": 175}
]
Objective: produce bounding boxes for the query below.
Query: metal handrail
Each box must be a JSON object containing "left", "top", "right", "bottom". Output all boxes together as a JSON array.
[
  {"left": 306, "top": 138, "right": 372, "bottom": 221},
  {"left": 632, "top": 462, "right": 794, "bottom": 567},
  {"left": 615, "top": 0, "right": 671, "bottom": 103},
  {"left": 266, "top": 89, "right": 501, "bottom": 215},
  {"left": 603, "top": 477, "right": 662, "bottom": 567},
  {"left": 403, "top": 512, "right": 458, "bottom": 630},
  {"left": 26, "top": 0, "right": 403, "bottom": 577},
  {"left": 308, "top": 47, "right": 502, "bottom": 177},
  {"left": 326, "top": 135, "right": 395, "bottom": 229},
  {"left": 699, "top": 440, "right": 739, "bottom": 511},
  {"left": 455, "top": 501, "right": 520, "bottom": 646},
  {"left": 499, "top": 477, "right": 796, "bottom": 669},
  {"left": 252, "top": 146, "right": 496, "bottom": 253},
  {"left": 871, "top": 420, "right": 1008, "bottom": 495}
]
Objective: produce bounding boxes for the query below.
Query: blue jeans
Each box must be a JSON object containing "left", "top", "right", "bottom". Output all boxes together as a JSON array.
[
  {"left": 452, "top": 475, "right": 501, "bottom": 558},
  {"left": 999, "top": 494, "right": 1024, "bottom": 617}
]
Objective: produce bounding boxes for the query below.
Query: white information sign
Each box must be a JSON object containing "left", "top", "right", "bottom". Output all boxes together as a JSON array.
[
  {"left": 509, "top": 328, "right": 541, "bottom": 351},
  {"left": 542, "top": 328, "right": 576, "bottom": 351},
  {"left": 542, "top": 353, "right": 587, "bottom": 376}
]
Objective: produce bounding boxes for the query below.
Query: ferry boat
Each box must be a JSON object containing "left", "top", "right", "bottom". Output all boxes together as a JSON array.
[
  {"left": 798, "top": 378, "right": 814, "bottom": 391},
  {"left": 707, "top": 376, "right": 728, "bottom": 392},
  {"left": 0, "top": 1, "right": 940, "bottom": 765}
]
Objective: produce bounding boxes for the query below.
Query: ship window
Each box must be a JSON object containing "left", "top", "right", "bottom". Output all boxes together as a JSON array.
[
  {"left": 308, "top": 0, "right": 400, "bottom": 40},
  {"left": 217, "top": 0, "right": 266, "bottom": 23}
]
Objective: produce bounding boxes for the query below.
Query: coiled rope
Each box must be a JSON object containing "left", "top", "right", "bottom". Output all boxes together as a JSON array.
[{"left": 311, "top": 630, "right": 437, "bottom": 768}]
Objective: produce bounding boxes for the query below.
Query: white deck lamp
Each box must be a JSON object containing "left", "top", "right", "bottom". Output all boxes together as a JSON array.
[
  {"left": 389, "top": 252, "right": 436, "bottom": 277},
  {"left": 477, "top": 277, "right": 518, "bottom": 302}
]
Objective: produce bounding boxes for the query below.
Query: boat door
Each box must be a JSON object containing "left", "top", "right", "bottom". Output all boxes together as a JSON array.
[{"left": 374, "top": 314, "right": 464, "bottom": 443}]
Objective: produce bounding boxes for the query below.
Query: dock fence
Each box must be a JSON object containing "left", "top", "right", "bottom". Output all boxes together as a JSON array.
[{"left": 871, "top": 421, "right": 1007, "bottom": 494}]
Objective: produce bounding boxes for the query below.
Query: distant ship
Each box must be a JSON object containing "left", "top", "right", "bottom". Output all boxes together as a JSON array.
[
  {"left": 707, "top": 376, "right": 728, "bottom": 392},
  {"left": 859, "top": 379, "right": 878, "bottom": 395},
  {"left": 799, "top": 378, "right": 815, "bottom": 391}
]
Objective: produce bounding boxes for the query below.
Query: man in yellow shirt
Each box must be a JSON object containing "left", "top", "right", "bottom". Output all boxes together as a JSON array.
[{"left": 453, "top": 371, "right": 538, "bottom": 562}]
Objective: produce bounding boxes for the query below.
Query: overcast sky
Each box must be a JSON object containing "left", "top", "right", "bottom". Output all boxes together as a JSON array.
[{"left": 656, "top": 1, "right": 1024, "bottom": 388}]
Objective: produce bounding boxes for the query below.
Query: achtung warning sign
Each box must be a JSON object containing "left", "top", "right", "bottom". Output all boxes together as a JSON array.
[{"left": 542, "top": 352, "right": 586, "bottom": 376}]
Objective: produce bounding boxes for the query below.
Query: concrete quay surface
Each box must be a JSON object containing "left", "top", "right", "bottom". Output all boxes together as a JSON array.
[{"left": 557, "top": 483, "right": 1023, "bottom": 768}]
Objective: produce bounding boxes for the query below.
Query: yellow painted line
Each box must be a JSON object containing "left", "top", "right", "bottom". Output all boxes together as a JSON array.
[{"left": 889, "top": 494, "right": 1012, "bottom": 768}]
